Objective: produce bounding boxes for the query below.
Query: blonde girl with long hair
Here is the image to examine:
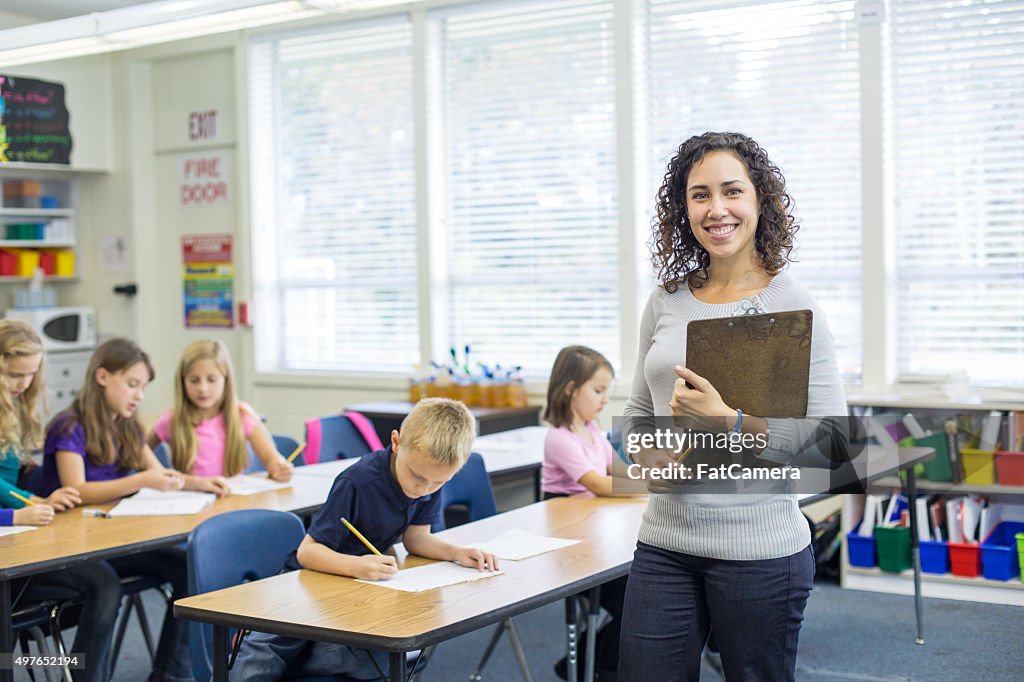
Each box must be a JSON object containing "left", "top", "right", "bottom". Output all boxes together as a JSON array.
[
  {"left": 2, "top": 320, "right": 122, "bottom": 682},
  {"left": 147, "top": 339, "right": 292, "bottom": 495}
]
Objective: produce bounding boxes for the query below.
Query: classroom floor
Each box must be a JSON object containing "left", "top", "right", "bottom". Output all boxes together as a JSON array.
[{"left": 15, "top": 576, "right": 1023, "bottom": 681}]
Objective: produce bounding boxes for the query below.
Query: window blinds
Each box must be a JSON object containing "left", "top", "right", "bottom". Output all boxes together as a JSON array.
[
  {"left": 643, "top": 0, "right": 863, "bottom": 381},
  {"left": 249, "top": 20, "right": 419, "bottom": 373},
  {"left": 889, "top": 0, "right": 1024, "bottom": 385},
  {"left": 435, "top": 0, "right": 620, "bottom": 376}
]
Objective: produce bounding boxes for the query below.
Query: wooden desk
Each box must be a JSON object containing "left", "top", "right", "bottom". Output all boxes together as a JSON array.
[
  {"left": 175, "top": 496, "right": 647, "bottom": 682},
  {"left": 348, "top": 401, "right": 542, "bottom": 443},
  {"left": 0, "top": 468, "right": 339, "bottom": 682}
]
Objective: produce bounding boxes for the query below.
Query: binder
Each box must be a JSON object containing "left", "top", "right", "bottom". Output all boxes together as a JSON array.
[{"left": 685, "top": 309, "right": 812, "bottom": 418}]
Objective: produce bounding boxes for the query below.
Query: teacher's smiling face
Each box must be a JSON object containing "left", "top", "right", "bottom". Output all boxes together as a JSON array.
[{"left": 685, "top": 150, "right": 760, "bottom": 266}]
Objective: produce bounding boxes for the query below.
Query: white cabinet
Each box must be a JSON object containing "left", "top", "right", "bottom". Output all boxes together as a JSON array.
[{"left": 45, "top": 349, "right": 91, "bottom": 417}]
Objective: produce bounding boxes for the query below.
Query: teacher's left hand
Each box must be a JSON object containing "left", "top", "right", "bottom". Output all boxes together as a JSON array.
[{"left": 670, "top": 366, "right": 733, "bottom": 424}]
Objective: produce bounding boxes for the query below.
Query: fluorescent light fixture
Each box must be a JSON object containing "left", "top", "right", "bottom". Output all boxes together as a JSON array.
[{"left": 0, "top": 0, "right": 415, "bottom": 67}]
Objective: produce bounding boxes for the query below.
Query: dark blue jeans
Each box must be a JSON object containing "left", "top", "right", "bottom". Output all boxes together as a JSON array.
[
  {"left": 109, "top": 546, "right": 192, "bottom": 682},
  {"left": 21, "top": 561, "right": 122, "bottom": 682},
  {"left": 618, "top": 542, "right": 813, "bottom": 682}
]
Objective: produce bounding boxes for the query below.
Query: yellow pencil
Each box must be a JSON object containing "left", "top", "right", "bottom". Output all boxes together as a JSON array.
[
  {"left": 284, "top": 442, "right": 306, "bottom": 464},
  {"left": 340, "top": 517, "right": 382, "bottom": 556},
  {"left": 9, "top": 490, "right": 35, "bottom": 506},
  {"left": 675, "top": 446, "right": 694, "bottom": 463}
]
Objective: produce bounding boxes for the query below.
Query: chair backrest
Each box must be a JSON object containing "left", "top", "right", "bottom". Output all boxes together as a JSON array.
[
  {"left": 248, "top": 433, "right": 305, "bottom": 472},
  {"left": 152, "top": 442, "right": 171, "bottom": 468},
  {"left": 435, "top": 452, "right": 495, "bottom": 531},
  {"left": 186, "top": 509, "right": 305, "bottom": 682},
  {"left": 303, "top": 413, "right": 383, "bottom": 464}
]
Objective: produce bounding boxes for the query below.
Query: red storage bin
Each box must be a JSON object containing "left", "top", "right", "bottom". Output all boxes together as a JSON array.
[
  {"left": 995, "top": 451, "right": 1024, "bottom": 486},
  {"left": 0, "top": 250, "right": 17, "bottom": 276},
  {"left": 38, "top": 250, "right": 57, "bottom": 275},
  {"left": 948, "top": 542, "right": 982, "bottom": 577}
]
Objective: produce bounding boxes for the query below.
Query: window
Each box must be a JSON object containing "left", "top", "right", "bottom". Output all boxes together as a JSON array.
[
  {"left": 249, "top": 19, "right": 418, "bottom": 373},
  {"left": 434, "top": 0, "right": 620, "bottom": 376},
  {"left": 643, "top": 0, "right": 863, "bottom": 382},
  {"left": 889, "top": 0, "right": 1024, "bottom": 385}
]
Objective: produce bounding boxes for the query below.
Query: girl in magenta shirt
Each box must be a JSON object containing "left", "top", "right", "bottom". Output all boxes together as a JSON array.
[{"left": 148, "top": 339, "right": 292, "bottom": 496}]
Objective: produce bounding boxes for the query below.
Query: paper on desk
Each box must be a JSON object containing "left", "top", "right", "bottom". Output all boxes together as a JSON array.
[
  {"left": 471, "top": 527, "right": 581, "bottom": 560},
  {"left": 356, "top": 561, "right": 503, "bottom": 592},
  {"left": 108, "top": 488, "right": 215, "bottom": 516},
  {"left": 0, "top": 525, "right": 37, "bottom": 537},
  {"left": 225, "top": 475, "right": 292, "bottom": 496}
]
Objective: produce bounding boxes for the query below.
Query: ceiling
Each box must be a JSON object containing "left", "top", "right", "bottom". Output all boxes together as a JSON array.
[{"left": 1, "top": 1, "right": 143, "bottom": 21}]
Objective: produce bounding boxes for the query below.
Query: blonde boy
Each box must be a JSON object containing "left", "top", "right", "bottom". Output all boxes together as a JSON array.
[{"left": 230, "top": 398, "right": 498, "bottom": 681}]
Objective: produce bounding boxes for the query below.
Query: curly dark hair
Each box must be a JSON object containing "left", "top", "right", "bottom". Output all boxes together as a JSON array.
[{"left": 650, "top": 131, "right": 798, "bottom": 293}]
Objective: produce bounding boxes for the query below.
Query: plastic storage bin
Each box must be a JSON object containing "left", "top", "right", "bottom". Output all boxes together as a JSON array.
[
  {"left": 995, "top": 451, "right": 1024, "bottom": 486},
  {"left": 0, "top": 249, "right": 17, "bottom": 276},
  {"left": 948, "top": 541, "right": 982, "bottom": 577},
  {"left": 874, "top": 525, "right": 912, "bottom": 573},
  {"left": 980, "top": 522, "right": 1024, "bottom": 581},
  {"left": 916, "top": 432, "right": 953, "bottom": 482},
  {"left": 15, "top": 250, "right": 40, "bottom": 278},
  {"left": 960, "top": 446, "right": 996, "bottom": 485},
  {"left": 919, "top": 540, "right": 949, "bottom": 574},
  {"left": 846, "top": 523, "right": 876, "bottom": 568},
  {"left": 1017, "top": 533, "right": 1024, "bottom": 583}
]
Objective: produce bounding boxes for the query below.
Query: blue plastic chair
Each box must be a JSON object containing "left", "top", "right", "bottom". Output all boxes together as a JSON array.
[
  {"left": 186, "top": 509, "right": 350, "bottom": 682},
  {"left": 436, "top": 453, "right": 531, "bottom": 682},
  {"left": 304, "top": 414, "right": 379, "bottom": 463},
  {"left": 152, "top": 441, "right": 171, "bottom": 467},
  {"left": 246, "top": 434, "right": 303, "bottom": 473}
]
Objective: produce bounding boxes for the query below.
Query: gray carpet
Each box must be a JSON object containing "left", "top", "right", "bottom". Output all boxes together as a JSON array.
[{"left": 14, "top": 579, "right": 1023, "bottom": 681}]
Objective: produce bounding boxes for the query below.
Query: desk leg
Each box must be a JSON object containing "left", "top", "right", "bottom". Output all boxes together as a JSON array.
[
  {"left": 390, "top": 651, "right": 407, "bottom": 682},
  {"left": 565, "top": 598, "right": 579, "bottom": 682},
  {"left": 212, "top": 625, "right": 228, "bottom": 682},
  {"left": 584, "top": 586, "right": 601, "bottom": 682},
  {"left": 1, "top": 578, "right": 12, "bottom": 682},
  {"left": 906, "top": 467, "right": 925, "bottom": 645}
]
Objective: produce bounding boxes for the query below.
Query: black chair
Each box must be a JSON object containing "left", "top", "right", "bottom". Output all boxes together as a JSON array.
[{"left": 12, "top": 600, "right": 69, "bottom": 682}]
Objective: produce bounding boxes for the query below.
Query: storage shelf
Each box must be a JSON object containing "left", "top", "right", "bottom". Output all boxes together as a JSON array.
[
  {"left": 847, "top": 565, "right": 1024, "bottom": 591},
  {"left": 0, "top": 163, "right": 108, "bottom": 176},
  {"left": 0, "top": 208, "right": 74, "bottom": 218},
  {"left": 0, "top": 276, "right": 78, "bottom": 283},
  {"left": 868, "top": 475, "right": 1024, "bottom": 496},
  {"left": 0, "top": 240, "right": 75, "bottom": 248}
]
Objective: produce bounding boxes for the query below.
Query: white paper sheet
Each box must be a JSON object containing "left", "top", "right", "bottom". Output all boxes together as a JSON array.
[
  {"left": 0, "top": 525, "right": 37, "bottom": 537},
  {"left": 225, "top": 475, "right": 292, "bottom": 496},
  {"left": 356, "top": 561, "right": 503, "bottom": 592},
  {"left": 108, "top": 488, "right": 215, "bottom": 516},
  {"left": 471, "top": 527, "right": 581, "bottom": 561}
]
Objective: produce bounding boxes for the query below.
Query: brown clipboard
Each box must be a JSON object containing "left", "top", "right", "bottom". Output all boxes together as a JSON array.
[{"left": 685, "top": 309, "right": 812, "bottom": 418}]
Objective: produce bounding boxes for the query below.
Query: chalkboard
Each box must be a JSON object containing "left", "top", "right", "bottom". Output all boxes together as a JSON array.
[{"left": 0, "top": 74, "right": 73, "bottom": 165}]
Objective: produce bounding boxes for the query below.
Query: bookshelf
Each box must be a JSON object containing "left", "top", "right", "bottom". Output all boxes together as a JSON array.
[{"left": 841, "top": 404, "right": 1024, "bottom": 606}]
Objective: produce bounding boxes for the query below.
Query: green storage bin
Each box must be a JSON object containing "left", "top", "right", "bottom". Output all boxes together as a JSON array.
[
  {"left": 916, "top": 432, "right": 952, "bottom": 482},
  {"left": 1017, "top": 533, "right": 1024, "bottom": 584},
  {"left": 874, "top": 525, "right": 912, "bottom": 573}
]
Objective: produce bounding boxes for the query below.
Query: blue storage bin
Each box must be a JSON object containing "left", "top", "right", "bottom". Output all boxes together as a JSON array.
[
  {"left": 919, "top": 540, "right": 948, "bottom": 574},
  {"left": 847, "top": 523, "right": 876, "bottom": 568},
  {"left": 980, "top": 521, "right": 1024, "bottom": 581}
]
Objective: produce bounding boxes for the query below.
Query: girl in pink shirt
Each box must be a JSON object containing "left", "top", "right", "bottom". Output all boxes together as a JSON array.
[
  {"left": 147, "top": 340, "right": 292, "bottom": 495},
  {"left": 541, "top": 345, "right": 625, "bottom": 681},
  {"left": 542, "top": 345, "right": 616, "bottom": 497}
]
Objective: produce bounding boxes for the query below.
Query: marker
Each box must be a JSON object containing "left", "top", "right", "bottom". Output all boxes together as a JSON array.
[
  {"left": 82, "top": 508, "right": 112, "bottom": 519},
  {"left": 9, "top": 490, "right": 35, "bottom": 506},
  {"left": 340, "top": 517, "right": 382, "bottom": 556},
  {"left": 284, "top": 442, "right": 306, "bottom": 464}
]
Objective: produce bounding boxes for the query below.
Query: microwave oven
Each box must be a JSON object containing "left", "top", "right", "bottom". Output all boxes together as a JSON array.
[{"left": 3, "top": 306, "right": 97, "bottom": 351}]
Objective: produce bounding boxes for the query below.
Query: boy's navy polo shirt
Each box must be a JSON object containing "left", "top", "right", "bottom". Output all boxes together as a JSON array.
[{"left": 283, "top": 447, "right": 443, "bottom": 571}]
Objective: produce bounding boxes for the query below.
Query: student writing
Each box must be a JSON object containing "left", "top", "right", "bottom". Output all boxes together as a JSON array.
[
  {"left": 542, "top": 344, "right": 629, "bottom": 681},
  {"left": 147, "top": 339, "right": 293, "bottom": 496},
  {"left": 230, "top": 397, "right": 498, "bottom": 681},
  {"left": 0, "top": 319, "right": 119, "bottom": 682},
  {"left": 35, "top": 338, "right": 194, "bottom": 682}
]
